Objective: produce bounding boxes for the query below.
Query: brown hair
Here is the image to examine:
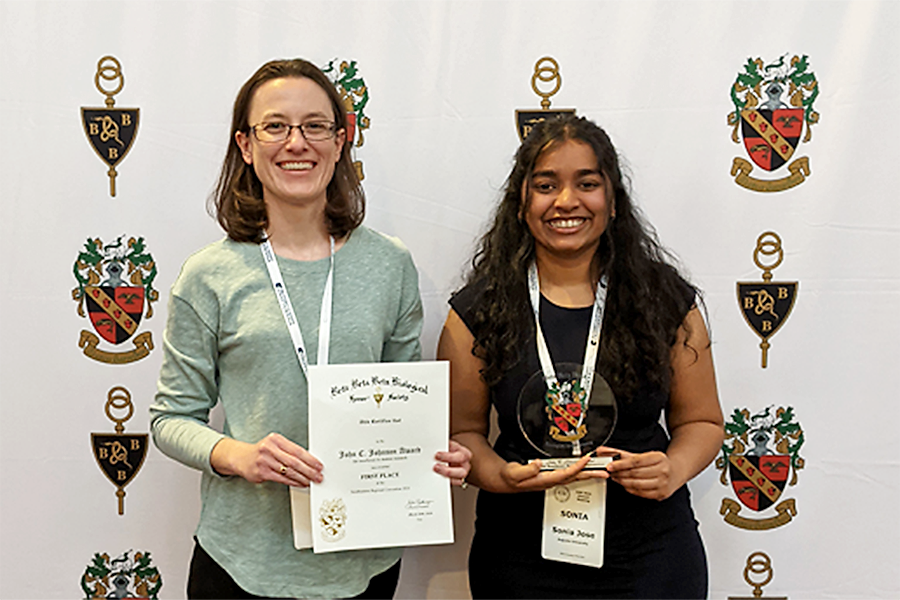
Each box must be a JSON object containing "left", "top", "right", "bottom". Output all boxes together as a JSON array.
[{"left": 211, "top": 58, "right": 364, "bottom": 242}]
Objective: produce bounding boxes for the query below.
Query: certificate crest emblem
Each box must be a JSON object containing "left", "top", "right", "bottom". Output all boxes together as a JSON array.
[
  {"left": 737, "top": 232, "right": 798, "bottom": 368},
  {"left": 81, "top": 56, "right": 140, "bottom": 197},
  {"left": 727, "top": 54, "right": 820, "bottom": 192},
  {"left": 716, "top": 406, "right": 805, "bottom": 530},
  {"left": 72, "top": 235, "right": 158, "bottom": 364},
  {"left": 323, "top": 58, "right": 370, "bottom": 181},
  {"left": 91, "top": 386, "right": 148, "bottom": 515},
  {"left": 80, "top": 549, "right": 162, "bottom": 600},
  {"left": 515, "top": 56, "right": 576, "bottom": 141},
  {"left": 318, "top": 497, "right": 348, "bottom": 542}
]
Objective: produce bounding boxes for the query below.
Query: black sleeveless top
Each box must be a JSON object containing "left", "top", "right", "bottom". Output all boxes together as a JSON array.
[{"left": 450, "top": 282, "right": 708, "bottom": 599}]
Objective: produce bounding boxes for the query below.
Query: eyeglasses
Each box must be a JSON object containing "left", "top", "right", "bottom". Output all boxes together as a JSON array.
[{"left": 249, "top": 120, "right": 337, "bottom": 143}]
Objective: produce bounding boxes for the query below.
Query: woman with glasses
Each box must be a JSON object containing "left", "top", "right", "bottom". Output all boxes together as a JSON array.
[
  {"left": 438, "top": 114, "right": 723, "bottom": 598},
  {"left": 150, "top": 58, "right": 471, "bottom": 599}
]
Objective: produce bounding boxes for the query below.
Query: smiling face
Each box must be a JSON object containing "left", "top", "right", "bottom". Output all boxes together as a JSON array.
[
  {"left": 523, "top": 139, "right": 612, "bottom": 262},
  {"left": 235, "top": 76, "right": 345, "bottom": 211}
]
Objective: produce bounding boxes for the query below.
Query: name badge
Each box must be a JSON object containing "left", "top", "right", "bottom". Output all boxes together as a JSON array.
[{"left": 541, "top": 466, "right": 609, "bottom": 568}]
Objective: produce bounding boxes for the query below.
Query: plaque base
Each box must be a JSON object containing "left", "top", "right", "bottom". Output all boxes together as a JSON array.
[{"left": 539, "top": 455, "right": 616, "bottom": 472}]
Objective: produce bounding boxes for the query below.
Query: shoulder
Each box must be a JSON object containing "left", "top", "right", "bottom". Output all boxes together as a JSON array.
[
  {"left": 172, "top": 238, "right": 260, "bottom": 298},
  {"left": 341, "top": 227, "right": 418, "bottom": 277},
  {"left": 642, "top": 261, "right": 696, "bottom": 305},
  {"left": 349, "top": 226, "right": 414, "bottom": 261},
  {"left": 449, "top": 278, "right": 488, "bottom": 331},
  {"left": 179, "top": 237, "right": 255, "bottom": 270},
  {"left": 641, "top": 262, "right": 698, "bottom": 338},
  {"left": 664, "top": 264, "right": 697, "bottom": 312}
]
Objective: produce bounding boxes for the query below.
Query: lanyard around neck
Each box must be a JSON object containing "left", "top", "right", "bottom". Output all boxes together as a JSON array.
[
  {"left": 527, "top": 261, "right": 608, "bottom": 416},
  {"left": 260, "top": 236, "right": 335, "bottom": 376}
]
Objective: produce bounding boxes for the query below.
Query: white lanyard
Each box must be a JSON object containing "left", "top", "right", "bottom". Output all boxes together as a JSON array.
[
  {"left": 527, "top": 262, "right": 607, "bottom": 454},
  {"left": 260, "top": 236, "right": 335, "bottom": 376}
]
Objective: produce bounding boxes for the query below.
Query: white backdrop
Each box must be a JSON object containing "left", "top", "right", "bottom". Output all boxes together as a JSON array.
[{"left": 1, "top": 1, "right": 898, "bottom": 598}]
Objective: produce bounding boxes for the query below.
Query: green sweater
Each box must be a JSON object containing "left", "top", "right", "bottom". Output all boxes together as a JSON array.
[{"left": 150, "top": 226, "right": 423, "bottom": 598}]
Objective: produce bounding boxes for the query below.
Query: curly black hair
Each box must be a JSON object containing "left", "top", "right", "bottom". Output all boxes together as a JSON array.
[{"left": 462, "top": 114, "right": 698, "bottom": 400}]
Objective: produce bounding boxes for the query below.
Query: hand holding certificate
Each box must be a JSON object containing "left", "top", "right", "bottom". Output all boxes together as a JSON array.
[{"left": 297, "top": 361, "right": 454, "bottom": 553}]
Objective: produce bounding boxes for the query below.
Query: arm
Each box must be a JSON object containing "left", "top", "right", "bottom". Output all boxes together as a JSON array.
[
  {"left": 604, "top": 306, "right": 724, "bottom": 500},
  {"left": 150, "top": 293, "right": 227, "bottom": 475},
  {"left": 150, "top": 288, "right": 323, "bottom": 487},
  {"left": 438, "top": 309, "right": 603, "bottom": 493}
]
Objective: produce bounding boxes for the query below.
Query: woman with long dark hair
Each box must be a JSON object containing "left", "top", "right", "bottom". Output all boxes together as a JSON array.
[
  {"left": 151, "top": 58, "right": 470, "bottom": 599},
  {"left": 438, "top": 114, "right": 723, "bottom": 598}
]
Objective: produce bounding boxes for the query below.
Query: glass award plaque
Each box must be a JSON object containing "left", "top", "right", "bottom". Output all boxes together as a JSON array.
[{"left": 517, "top": 362, "right": 617, "bottom": 471}]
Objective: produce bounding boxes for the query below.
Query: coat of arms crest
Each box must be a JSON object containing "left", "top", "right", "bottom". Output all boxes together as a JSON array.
[
  {"left": 716, "top": 406, "right": 805, "bottom": 530},
  {"left": 80, "top": 549, "right": 162, "bottom": 599},
  {"left": 72, "top": 235, "right": 158, "bottom": 364},
  {"left": 323, "top": 58, "right": 370, "bottom": 181},
  {"left": 727, "top": 54, "right": 820, "bottom": 192},
  {"left": 545, "top": 379, "right": 588, "bottom": 443}
]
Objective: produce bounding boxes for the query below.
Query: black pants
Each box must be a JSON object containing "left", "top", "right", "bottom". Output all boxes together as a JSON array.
[{"left": 187, "top": 539, "right": 401, "bottom": 599}]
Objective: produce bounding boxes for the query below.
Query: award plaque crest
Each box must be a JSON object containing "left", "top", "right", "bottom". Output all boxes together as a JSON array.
[
  {"left": 727, "top": 551, "right": 787, "bottom": 600},
  {"left": 515, "top": 56, "right": 576, "bottom": 141},
  {"left": 716, "top": 406, "right": 805, "bottom": 531},
  {"left": 737, "top": 232, "right": 798, "bottom": 368},
  {"left": 81, "top": 56, "right": 140, "bottom": 197},
  {"left": 727, "top": 54, "right": 820, "bottom": 192},
  {"left": 72, "top": 235, "right": 158, "bottom": 364},
  {"left": 91, "top": 386, "right": 149, "bottom": 515},
  {"left": 518, "top": 362, "right": 617, "bottom": 470}
]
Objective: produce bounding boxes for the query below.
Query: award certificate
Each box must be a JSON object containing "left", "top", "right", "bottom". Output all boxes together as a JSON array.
[{"left": 304, "top": 361, "right": 453, "bottom": 553}]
